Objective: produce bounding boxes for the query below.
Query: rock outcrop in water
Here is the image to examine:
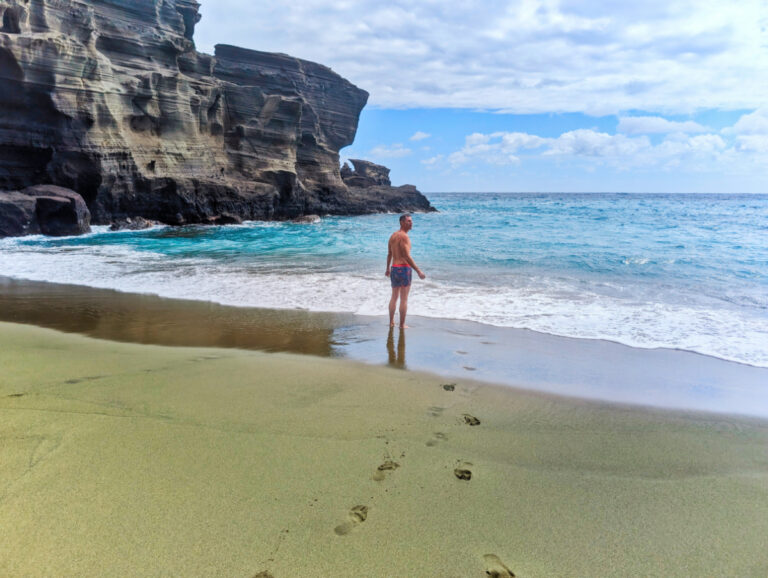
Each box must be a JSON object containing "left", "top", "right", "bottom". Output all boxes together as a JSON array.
[
  {"left": 341, "top": 159, "right": 392, "bottom": 188},
  {"left": 340, "top": 159, "right": 433, "bottom": 214},
  {"left": 0, "top": 185, "right": 91, "bottom": 237},
  {"left": 0, "top": 0, "right": 433, "bottom": 237}
]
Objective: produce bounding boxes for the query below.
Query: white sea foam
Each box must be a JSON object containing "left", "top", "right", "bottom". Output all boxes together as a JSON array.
[{"left": 1, "top": 239, "right": 767, "bottom": 368}]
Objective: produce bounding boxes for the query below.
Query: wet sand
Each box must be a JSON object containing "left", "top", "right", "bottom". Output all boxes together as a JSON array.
[
  {"left": 2, "top": 321, "right": 768, "bottom": 576},
  {"left": 2, "top": 276, "right": 767, "bottom": 417}
]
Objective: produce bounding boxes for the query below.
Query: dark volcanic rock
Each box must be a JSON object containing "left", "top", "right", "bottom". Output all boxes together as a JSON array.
[
  {"left": 109, "top": 216, "right": 160, "bottom": 231},
  {"left": 0, "top": 186, "right": 91, "bottom": 236},
  {"left": 215, "top": 213, "right": 243, "bottom": 225},
  {"left": 0, "top": 0, "right": 434, "bottom": 236},
  {"left": 341, "top": 159, "right": 435, "bottom": 214},
  {"left": 341, "top": 159, "right": 391, "bottom": 188},
  {"left": 292, "top": 214, "right": 321, "bottom": 224},
  {"left": 0, "top": 191, "right": 39, "bottom": 237}
]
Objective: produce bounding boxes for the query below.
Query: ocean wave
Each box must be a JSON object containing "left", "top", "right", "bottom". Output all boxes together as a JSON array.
[{"left": 1, "top": 241, "right": 766, "bottom": 368}]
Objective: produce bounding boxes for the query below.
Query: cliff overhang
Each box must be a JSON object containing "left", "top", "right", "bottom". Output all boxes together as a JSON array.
[{"left": 0, "top": 0, "right": 434, "bottom": 237}]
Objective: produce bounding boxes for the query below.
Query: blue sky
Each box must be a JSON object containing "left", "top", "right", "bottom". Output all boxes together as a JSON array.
[{"left": 194, "top": 1, "right": 768, "bottom": 193}]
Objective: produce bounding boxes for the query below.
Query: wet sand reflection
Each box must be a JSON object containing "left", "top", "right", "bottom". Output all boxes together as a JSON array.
[
  {"left": 0, "top": 276, "right": 351, "bottom": 357},
  {"left": 386, "top": 327, "right": 406, "bottom": 369}
]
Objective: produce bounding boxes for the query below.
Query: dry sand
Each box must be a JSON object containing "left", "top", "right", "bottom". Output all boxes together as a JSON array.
[{"left": 2, "top": 321, "right": 768, "bottom": 576}]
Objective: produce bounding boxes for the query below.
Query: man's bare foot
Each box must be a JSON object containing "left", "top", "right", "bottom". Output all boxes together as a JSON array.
[
  {"left": 389, "top": 322, "right": 396, "bottom": 327},
  {"left": 400, "top": 324, "right": 410, "bottom": 329}
]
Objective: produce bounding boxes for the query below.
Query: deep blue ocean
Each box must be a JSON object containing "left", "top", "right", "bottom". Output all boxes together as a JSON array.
[{"left": 1, "top": 193, "right": 766, "bottom": 367}]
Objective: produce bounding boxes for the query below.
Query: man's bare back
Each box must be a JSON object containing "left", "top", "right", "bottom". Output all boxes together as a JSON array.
[{"left": 388, "top": 230, "right": 413, "bottom": 267}]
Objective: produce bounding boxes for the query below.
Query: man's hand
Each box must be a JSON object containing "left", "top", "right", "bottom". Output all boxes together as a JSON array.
[
  {"left": 417, "top": 270, "right": 426, "bottom": 280},
  {"left": 385, "top": 268, "right": 391, "bottom": 277}
]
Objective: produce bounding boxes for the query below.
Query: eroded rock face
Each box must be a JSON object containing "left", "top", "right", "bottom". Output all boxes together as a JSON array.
[
  {"left": 0, "top": 0, "right": 433, "bottom": 235},
  {"left": 341, "top": 159, "right": 434, "bottom": 214},
  {"left": 341, "top": 159, "right": 391, "bottom": 188}
]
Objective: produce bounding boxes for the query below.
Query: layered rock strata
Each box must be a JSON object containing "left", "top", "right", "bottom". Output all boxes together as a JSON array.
[{"left": 0, "top": 0, "right": 433, "bottom": 236}]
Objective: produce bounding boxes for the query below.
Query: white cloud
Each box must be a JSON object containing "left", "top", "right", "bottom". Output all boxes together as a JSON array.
[
  {"left": 545, "top": 130, "right": 650, "bottom": 158},
  {"left": 369, "top": 143, "right": 412, "bottom": 158},
  {"left": 686, "top": 134, "right": 727, "bottom": 152},
  {"left": 195, "top": 0, "right": 768, "bottom": 114},
  {"left": 448, "top": 131, "right": 549, "bottom": 166},
  {"left": 443, "top": 115, "right": 763, "bottom": 172},
  {"left": 618, "top": 116, "right": 708, "bottom": 134},
  {"left": 410, "top": 131, "right": 431, "bottom": 141},
  {"left": 735, "top": 135, "right": 768, "bottom": 153},
  {"left": 421, "top": 154, "right": 444, "bottom": 167},
  {"left": 726, "top": 108, "right": 768, "bottom": 135}
]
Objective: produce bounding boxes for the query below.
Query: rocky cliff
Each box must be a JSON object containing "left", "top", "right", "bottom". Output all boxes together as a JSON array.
[{"left": 0, "top": 0, "right": 433, "bottom": 234}]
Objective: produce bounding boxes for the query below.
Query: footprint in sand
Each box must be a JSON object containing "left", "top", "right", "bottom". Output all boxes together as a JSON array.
[
  {"left": 454, "top": 461, "right": 473, "bottom": 481},
  {"left": 64, "top": 375, "right": 105, "bottom": 385},
  {"left": 456, "top": 350, "right": 468, "bottom": 355},
  {"left": 483, "top": 553, "right": 515, "bottom": 577},
  {"left": 252, "top": 572, "right": 274, "bottom": 578},
  {"left": 191, "top": 355, "right": 224, "bottom": 362},
  {"left": 426, "top": 432, "right": 448, "bottom": 447},
  {"left": 463, "top": 366, "right": 477, "bottom": 371},
  {"left": 428, "top": 406, "right": 445, "bottom": 417},
  {"left": 462, "top": 414, "right": 481, "bottom": 426},
  {"left": 334, "top": 505, "right": 369, "bottom": 536},
  {"left": 372, "top": 460, "right": 400, "bottom": 481},
  {"left": 441, "top": 383, "right": 456, "bottom": 392}
]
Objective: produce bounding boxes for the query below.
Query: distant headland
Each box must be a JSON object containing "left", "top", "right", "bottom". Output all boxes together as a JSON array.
[{"left": 0, "top": 0, "right": 434, "bottom": 237}]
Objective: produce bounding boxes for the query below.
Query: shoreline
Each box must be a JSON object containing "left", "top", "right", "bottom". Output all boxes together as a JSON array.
[
  {"left": 1, "top": 275, "right": 767, "bottom": 418},
  {"left": 2, "top": 320, "right": 768, "bottom": 575}
]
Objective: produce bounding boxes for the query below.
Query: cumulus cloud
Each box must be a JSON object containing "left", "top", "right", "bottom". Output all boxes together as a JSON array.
[
  {"left": 195, "top": 0, "right": 768, "bottom": 114},
  {"left": 369, "top": 143, "right": 412, "bottom": 158},
  {"left": 618, "top": 116, "right": 708, "bottom": 134},
  {"left": 410, "top": 131, "right": 431, "bottom": 141}
]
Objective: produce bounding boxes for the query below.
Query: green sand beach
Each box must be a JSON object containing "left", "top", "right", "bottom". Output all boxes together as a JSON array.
[{"left": 2, "top": 321, "right": 768, "bottom": 576}]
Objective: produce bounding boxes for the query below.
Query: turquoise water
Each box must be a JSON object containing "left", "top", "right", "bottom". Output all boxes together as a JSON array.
[{"left": 1, "top": 193, "right": 767, "bottom": 366}]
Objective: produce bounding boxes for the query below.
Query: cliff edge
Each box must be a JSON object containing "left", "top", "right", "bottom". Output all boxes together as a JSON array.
[{"left": 0, "top": 0, "right": 434, "bottom": 234}]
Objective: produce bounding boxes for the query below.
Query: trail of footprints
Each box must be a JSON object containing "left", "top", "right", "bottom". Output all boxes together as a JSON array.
[{"left": 331, "top": 381, "right": 515, "bottom": 575}]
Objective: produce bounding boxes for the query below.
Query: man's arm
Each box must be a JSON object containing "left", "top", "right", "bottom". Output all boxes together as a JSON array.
[
  {"left": 402, "top": 244, "right": 426, "bottom": 280},
  {"left": 385, "top": 239, "right": 393, "bottom": 276}
]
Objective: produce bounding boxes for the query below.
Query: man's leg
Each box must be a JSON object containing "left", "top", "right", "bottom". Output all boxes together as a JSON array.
[
  {"left": 388, "top": 286, "right": 400, "bottom": 327},
  {"left": 399, "top": 285, "right": 411, "bottom": 328}
]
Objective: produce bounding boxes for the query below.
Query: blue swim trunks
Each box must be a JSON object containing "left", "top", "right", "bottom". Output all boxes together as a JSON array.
[{"left": 390, "top": 265, "right": 412, "bottom": 287}]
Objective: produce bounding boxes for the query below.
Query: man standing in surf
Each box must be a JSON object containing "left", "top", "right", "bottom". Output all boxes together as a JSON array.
[{"left": 386, "top": 214, "right": 426, "bottom": 328}]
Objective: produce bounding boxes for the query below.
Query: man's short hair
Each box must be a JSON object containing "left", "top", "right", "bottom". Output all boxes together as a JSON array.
[{"left": 399, "top": 214, "right": 411, "bottom": 223}]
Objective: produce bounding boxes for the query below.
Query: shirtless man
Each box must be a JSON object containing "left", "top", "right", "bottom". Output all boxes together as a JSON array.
[{"left": 385, "top": 214, "right": 426, "bottom": 328}]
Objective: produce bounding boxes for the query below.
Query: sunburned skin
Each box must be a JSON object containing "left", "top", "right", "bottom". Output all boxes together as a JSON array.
[{"left": 385, "top": 215, "right": 426, "bottom": 328}]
